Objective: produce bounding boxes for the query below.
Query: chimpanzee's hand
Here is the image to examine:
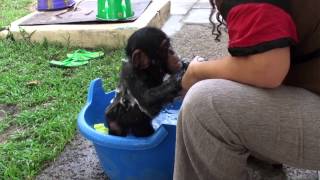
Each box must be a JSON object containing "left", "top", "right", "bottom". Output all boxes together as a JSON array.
[
  {"left": 181, "top": 60, "right": 189, "bottom": 71},
  {"left": 169, "top": 61, "right": 189, "bottom": 91}
]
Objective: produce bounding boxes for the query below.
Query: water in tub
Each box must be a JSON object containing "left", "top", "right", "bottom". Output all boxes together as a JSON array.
[
  {"left": 152, "top": 102, "right": 180, "bottom": 130},
  {"left": 104, "top": 95, "right": 181, "bottom": 132}
]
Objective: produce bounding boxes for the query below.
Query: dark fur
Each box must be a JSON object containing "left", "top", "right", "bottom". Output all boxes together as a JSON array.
[{"left": 105, "top": 27, "right": 188, "bottom": 137}]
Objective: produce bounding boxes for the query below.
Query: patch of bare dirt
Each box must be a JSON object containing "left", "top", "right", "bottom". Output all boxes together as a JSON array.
[
  {"left": 0, "top": 104, "right": 22, "bottom": 144},
  {"left": 0, "top": 125, "right": 24, "bottom": 144},
  {"left": 36, "top": 133, "right": 108, "bottom": 180},
  {"left": 0, "top": 104, "right": 19, "bottom": 122}
]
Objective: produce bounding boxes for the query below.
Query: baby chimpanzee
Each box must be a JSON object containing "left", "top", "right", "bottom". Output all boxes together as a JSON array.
[{"left": 105, "top": 27, "right": 188, "bottom": 137}]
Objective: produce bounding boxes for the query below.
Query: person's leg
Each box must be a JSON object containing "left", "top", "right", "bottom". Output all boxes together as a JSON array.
[
  {"left": 174, "top": 79, "right": 320, "bottom": 180},
  {"left": 174, "top": 79, "right": 250, "bottom": 180}
]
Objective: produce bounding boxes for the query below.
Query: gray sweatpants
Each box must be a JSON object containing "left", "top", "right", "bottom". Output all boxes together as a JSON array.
[{"left": 173, "top": 79, "right": 320, "bottom": 180}]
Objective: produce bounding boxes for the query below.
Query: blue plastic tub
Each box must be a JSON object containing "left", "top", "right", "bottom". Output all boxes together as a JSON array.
[{"left": 77, "top": 78, "right": 182, "bottom": 180}]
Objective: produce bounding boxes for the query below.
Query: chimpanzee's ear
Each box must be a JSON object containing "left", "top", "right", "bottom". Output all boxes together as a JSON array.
[{"left": 131, "top": 49, "right": 149, "bottom": 70}]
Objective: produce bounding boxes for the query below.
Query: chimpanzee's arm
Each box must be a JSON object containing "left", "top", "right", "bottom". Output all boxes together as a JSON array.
[{"left": 121, "top": 63, "right": 185, "bottom": 107}]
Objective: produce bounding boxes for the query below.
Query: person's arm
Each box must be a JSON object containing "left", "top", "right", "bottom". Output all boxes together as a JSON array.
[{"left": 182, "top": 47, "right": 290, "bottom": 91}]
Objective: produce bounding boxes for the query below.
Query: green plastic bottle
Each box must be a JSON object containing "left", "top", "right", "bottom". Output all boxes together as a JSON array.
[{"left": 97, "top": 0, "right": 134, "bottom": 20}]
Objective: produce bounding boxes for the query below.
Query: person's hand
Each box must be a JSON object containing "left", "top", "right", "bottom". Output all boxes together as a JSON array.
[{"left": 181, "top": 57, "right": 206, "bottom": 93}]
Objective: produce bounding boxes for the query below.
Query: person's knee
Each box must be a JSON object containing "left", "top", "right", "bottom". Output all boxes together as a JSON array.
[
  {"left": 182, "top": 79, "right": 241, "bottom": 115},
  {"left": 181, "top": 80, "right": 212, "bottom": 112},
  {"left": 180, "top": 79, "right": 232, "bottom": 127},
  {"left": 180, "top": 79, "right": 245, "bottom": 143},
  {"left": 181, "top": 79, "right": 223, "bottom": 117}
]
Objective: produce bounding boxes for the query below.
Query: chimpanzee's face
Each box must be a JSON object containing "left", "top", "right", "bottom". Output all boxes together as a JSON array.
[
  {"left": 157, "top": 39, "right": 182, "bottom": 74},
  {"left": 166, "top": 47, "right": 181, "bottom": 74}
]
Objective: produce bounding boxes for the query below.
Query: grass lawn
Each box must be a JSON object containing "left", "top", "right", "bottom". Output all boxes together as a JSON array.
[
  {"left": 0, "top": 0, "right": 36, "bottom": 29},
  {"left": 0, "top": 1, "right": 123, "bottom": 179}
]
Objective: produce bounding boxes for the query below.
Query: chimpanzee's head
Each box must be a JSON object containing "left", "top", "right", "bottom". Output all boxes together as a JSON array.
[{"left": 125, "top": 27, "right": 182, "bottom": 74}]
